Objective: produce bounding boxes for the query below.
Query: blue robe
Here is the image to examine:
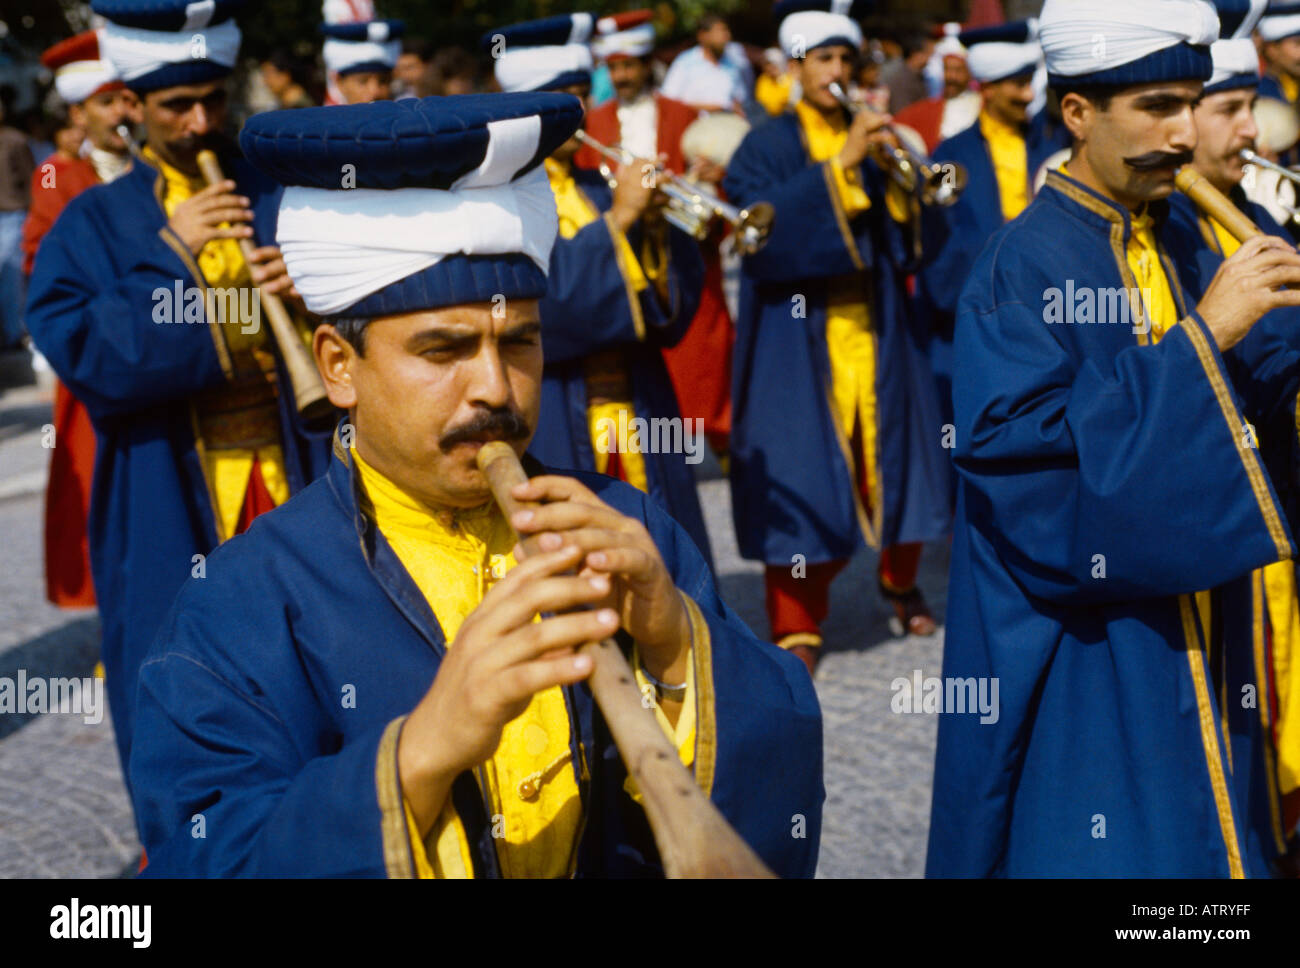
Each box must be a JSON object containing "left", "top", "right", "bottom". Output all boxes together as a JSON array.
[
  {"left": 528, "top": 167, "right": 711, "bottom": 562},
  {"left": 722, "top": 111, "right": 952, "bottom": 566},
  {"left": 128, "top": 437, "right": 824, "bottom": 877},
  {"left": 917, "top": 115, "right": 1065, "bottom": 428},
  {"left": 1159, "top": 189, "right": 1298, "bottom": 873},
  {"left": 23, "top": 152, "right": 335, "bottom": 783},
  {"left": 927, "top": 168, "right": 1298, "bottom": 877}
]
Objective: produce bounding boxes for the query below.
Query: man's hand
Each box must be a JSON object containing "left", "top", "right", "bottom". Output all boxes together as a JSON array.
[
  {"left": 610, "top": 156, "right": 662, "bottom": 234},
  {"left": 398, "top": 543, "right": 616, "bottom": 834},
  {"left": 837, "top": 105, "right": 893, "bottom": 171},
  {"left": 687, "top": 157, "right": 727, "bottom": 186},
  {"left": 1195, "top": 234, "right": 1300, "bottom": 350},
  {"left": 168, "top": 178, "right": 254, "bottom": 255},
  {"left": 508, "top": 474, "right": 690, "bottom": 684},
  {"left": 245, "top": 245, "right": 301, "bottom": 304}
]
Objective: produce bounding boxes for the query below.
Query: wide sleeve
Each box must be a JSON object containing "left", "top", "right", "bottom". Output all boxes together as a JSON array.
[
  {"left": 633, "top": 489, "right": 824, "bottom": 878},
  {"left": 24, "top": 201, "right": 231, "bottom": 421},
  {"left": 725, "top": 133, "right": 870, "bottom": 283},
  {"left": 539, "top": 214, "right": 703, "bottom": 364},
  {"left": 953, "top": 251, "right": 1295, "bottom": 605},
  {"left": 131, "top": 609, "right": 411, "bottom": 877}
]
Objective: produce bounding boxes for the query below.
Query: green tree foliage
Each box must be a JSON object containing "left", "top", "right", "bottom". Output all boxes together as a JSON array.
[{"left": 238, "top": 0, "right": 750, "bottom": 60}]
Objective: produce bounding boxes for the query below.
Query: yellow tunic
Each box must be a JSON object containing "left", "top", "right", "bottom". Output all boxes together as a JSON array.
[
  {"left": 794, "top": 99, "right": 894, "bottom": 525},
  {"left": 1207, "top": 215, "right": 1300, "bottom": 798},
  {"left": 353, "top": 446, "right": 694, "bottom": 877},
  {"left": 544, "top": 158, "right": 650, "bottom": 494},
  {"left": 977, "top": 109, "right": 1029, "bottom": 222},
  {"left": 146, "top": 147, "right": 289, "bottom": 538},
  {"left": 756, "top": 72, "right": 794, "bottom": 117}
]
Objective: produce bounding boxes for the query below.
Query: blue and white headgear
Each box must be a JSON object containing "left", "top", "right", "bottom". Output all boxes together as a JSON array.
[
  {"left": 92, "top": 0, "right": 243, "bottom": 94},
  {"left": 1205, "top": 0, "right": 1267, "bottom": 94},
  {"left": 1040, "top": 0, "right": 1220, "bottom": 88},
  {"left": 483, "top": 14, "right": 595, "bottom": 94},
  {"left": 321, "top": 19, "right": 404, "bottom": 76},
  {"left": 959, "top": 20, "right": 1042, "bottom": 84},
  {"left": 239, "top": 93, "right": 584, "bottom": 318},
  {"left": 774, "top": 0, "right": 872, "bottom": 60}
]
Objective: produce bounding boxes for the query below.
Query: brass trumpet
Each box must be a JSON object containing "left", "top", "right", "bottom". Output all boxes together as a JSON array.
[
  {"left": 574, "top": 130, "right": 775, "bottom": 255},
  {"left": 827, "top": 83, "right": 967, "bottom": 207},
  {"left": 1240, "top": 148, "right": 1300, "bottom": 187}
]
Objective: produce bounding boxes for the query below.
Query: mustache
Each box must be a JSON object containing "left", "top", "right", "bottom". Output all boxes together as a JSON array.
[
  {"left": 1124, "top": 148, "right": 1193, "bottom": 172},
  {"left": 439, "top": 408, "right": 530, "bottom": 450}
]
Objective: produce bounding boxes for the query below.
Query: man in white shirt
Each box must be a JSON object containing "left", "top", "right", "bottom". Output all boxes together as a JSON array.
[{"left": 661, "top": 14, "right": 754, "bottom": 114}]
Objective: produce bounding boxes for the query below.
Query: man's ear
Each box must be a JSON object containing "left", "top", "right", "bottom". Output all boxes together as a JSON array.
[
  {"left": 1059, "top": 92, "right": 1093, "bottom": 143},
  {"left": 314, "top": 324, "right": 359, "bottom": 410},
  {"left": 68, "top": 102, "right": 87, "bottom": 128}
]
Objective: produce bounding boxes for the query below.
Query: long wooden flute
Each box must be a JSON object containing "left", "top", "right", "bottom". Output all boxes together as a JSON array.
[
  {"left": 475, "top": 441, "right": 774, "bottom": 878},
  {"left": 195, "top": 150, "right": 334, "bottom": 421},
  {"left": 1174, "top": 166, "right": 1263, "bottom": 243}
]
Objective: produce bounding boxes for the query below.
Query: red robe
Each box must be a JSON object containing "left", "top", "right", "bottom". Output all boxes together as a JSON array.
[
  {"left": 891, "top": 96, "right": 946, "bottom": 154},
  {"left": 22, "top": 154, "right": 102, "bottom": 608},
  {"left": 576, "top": 94, "right": 732, "bottom": 450},
  {"left": 574, "top": 92, "right": 698, "bottom": 175}
]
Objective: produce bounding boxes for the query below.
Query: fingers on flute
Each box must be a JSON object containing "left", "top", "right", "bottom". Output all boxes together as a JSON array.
[
  {"left": 531, "top": 527, "right": 654, "bottom": 579},
  {"left": 490, "top": 574, "right": 614, "bottom": 648},
  {"left": 496, "top": 649, "right": 595, "bottom": 704},
  {"left": 510, "top": 474, "right": 602, "bottom": 506},
  {"left": 496, "top": 610, "right": 618, "bottom": 672},
  {"left": 512, "top": 496, "right": 629, "bottom": 537}
]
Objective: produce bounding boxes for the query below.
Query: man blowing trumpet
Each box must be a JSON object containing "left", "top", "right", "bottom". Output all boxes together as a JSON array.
[{"left": 128, "top": 93, "right": 823, "bottom": 877}]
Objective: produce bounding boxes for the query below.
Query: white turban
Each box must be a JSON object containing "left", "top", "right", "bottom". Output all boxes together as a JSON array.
[
  {"left": 54, "top": 59, "right": 119, "bottom": 104},
  {"left": 275, "top": 117, "right": 559, "bottom": 315},
  {"left": 322, "top": 36, "right": 400, "bottom": 74},
  {"left": 591, "top": 23, "right": 655, "bottom": 60},
  {"left": 778, "top": 12, "right": 862, "bottom": 59},
  {"left": 1039, "top": 0, "right": 1219, "bottom": 78},
  {"left": 1207, "top": 37, "right": 1261, "bottom": 87},
  {"left": 494, "top": 44, "right": 593, "bottom": 93},
  {"left": 99, "top": 19, "right": 241, "bottom": 83}
]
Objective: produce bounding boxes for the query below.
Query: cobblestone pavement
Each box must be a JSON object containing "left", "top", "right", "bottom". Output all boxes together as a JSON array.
[{"left": 0, "top": 384, "right": 945, "bottom": 878}]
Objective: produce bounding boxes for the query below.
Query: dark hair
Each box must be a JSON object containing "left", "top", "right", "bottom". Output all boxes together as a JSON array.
[
  {"left": 265, "top": 49, "right": 313, "bottom": 89},
  {"left": 432, "top": 47, "right": 477, "bottom": 81},
  {"left": 894, "top": 30, "right": 931, "bottom": 60},
  {"left": 402, "top": 38, "right": 433, "bottom": 62},
  {"left": 328, "top": 316, "right": 371, "bottom": 355},
  {"left": 1051, "top": 84, "right": 1115, "bottom": 112},
  {"left": 697, "top": 13, "right": 727, "bottom": 33}
]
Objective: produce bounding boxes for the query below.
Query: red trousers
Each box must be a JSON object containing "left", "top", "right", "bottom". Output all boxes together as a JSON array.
[
  {"left": 44, "top": 381, "right": 97, "bottom": 608},
  {"left": 765, "top": 543, "right": 922, "bottom": 646},
  {"left": 765, "top": 408, "right": 923, "bottom": 645}
]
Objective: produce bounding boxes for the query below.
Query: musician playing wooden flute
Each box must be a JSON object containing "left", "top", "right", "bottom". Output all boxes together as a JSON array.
[
  {"left": 1157, "top": 0, "right": 1300, "bottom": 872},
  {"left": 723, "top": 0, "right": 953, "bottom": 675},
  {"left": 928, "top": 0, "right": 1300, "bottom": 877},
  {"left": 23, "top": 0, "right": 334, "bottom": 795},
  {"left": 486, "top": 14, "right": 712, "bottom": 562},
  {"left": 127, "top": 93, "right": 823, "bottom": 877}
]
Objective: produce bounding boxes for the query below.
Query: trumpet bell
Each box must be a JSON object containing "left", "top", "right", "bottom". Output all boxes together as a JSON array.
[
  {"left": 733, "top": 202, "right": 775, "bottom": 255},
  {"left": 921, "top": 161, "right": 968, "bottom": 207}
]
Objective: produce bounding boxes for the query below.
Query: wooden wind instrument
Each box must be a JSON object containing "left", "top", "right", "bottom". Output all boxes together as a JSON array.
[
  {"left": 195, "top": 150, "right": 334, "bottom": 421},
  {"left": 1174, "top": 166, "right": 1263, "bottom": 243},
  {"left": 475, "top": 441, "right": 775, "bottom": 878}
]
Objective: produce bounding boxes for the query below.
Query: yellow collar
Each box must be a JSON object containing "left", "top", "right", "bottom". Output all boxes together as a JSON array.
[
  {"left": 142, "top": 144, "right": 205, "bottom": 198},
  {"left": 795, "top": 97, "right": 847, "bottom": 138},
  {"left": 351, "top": 446, "right": 499, "bottom": 543}
]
